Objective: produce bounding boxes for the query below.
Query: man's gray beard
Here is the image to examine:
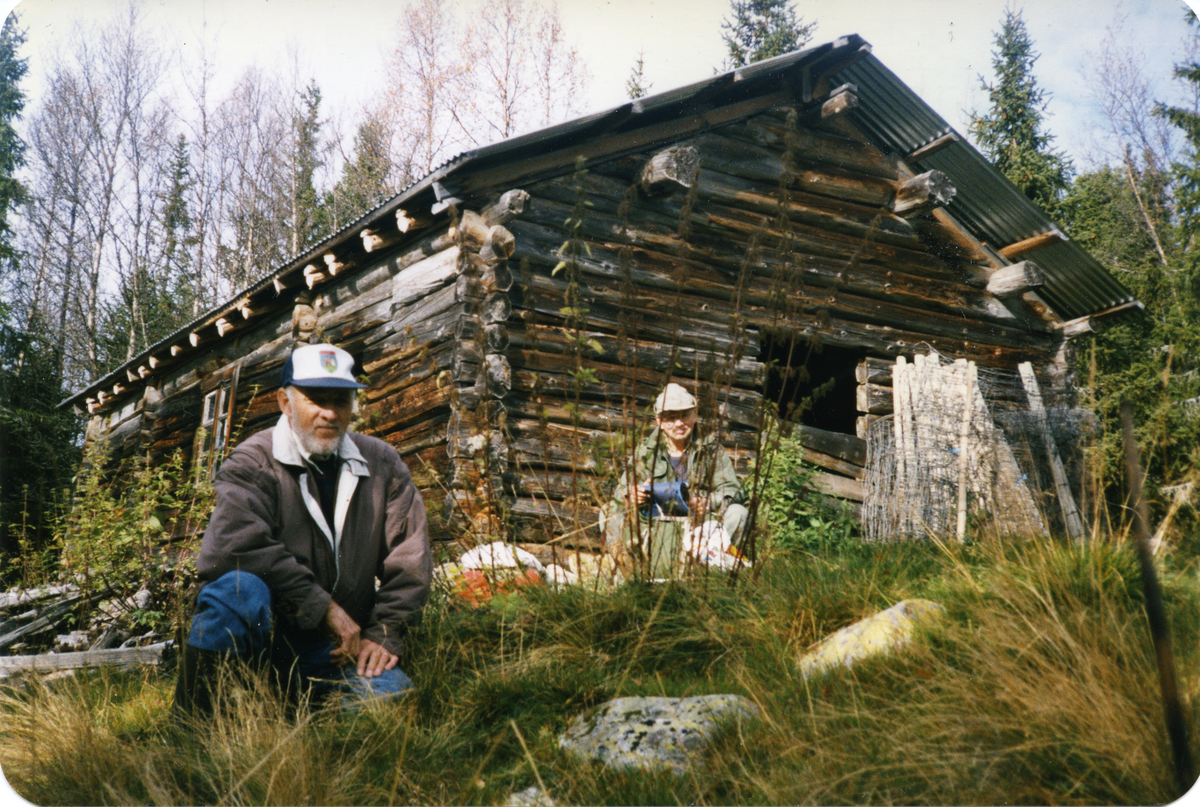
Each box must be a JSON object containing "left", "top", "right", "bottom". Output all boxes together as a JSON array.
[{"left": 294, "top": 425, "right": 344, "bottom": 460}]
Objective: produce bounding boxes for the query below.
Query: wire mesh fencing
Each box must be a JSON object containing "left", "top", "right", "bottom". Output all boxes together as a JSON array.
[{"left": 863, "top": 352, "right": 1094, "bottom": 542}]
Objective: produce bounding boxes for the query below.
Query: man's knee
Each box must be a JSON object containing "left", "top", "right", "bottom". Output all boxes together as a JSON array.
[
  {"left": 723, "top": 503, "right": 749, "bottom": 541},
  {"left": 188, "top": 571, "right": 273, "bottom": 654}
]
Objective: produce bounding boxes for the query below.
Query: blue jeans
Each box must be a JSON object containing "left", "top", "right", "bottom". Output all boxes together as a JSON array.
[{"left": 187, "top": 570, "right": 413, "bottom": 705}]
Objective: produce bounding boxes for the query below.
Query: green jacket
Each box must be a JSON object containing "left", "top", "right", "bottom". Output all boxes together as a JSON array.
[{"left": 616, "top": 427, "right": 742, "bottom": 517}]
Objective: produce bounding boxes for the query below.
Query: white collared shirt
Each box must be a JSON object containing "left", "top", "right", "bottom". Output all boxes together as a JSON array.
[{"left": 271, "top": 415, "right": 370, "bottom": 574}]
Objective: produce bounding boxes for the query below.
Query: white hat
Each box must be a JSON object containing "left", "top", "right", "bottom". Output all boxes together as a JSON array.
[
  {"left": 654, "top": 383, "right": 696, "bottom": 414},
  {"left": 281, "top": 343, "right": 366, "bottom": 389}
]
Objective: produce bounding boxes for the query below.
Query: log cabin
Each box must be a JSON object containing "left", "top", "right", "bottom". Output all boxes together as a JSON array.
[{"left": 61, "top": 36, "right": 1140, "bottom": 550}]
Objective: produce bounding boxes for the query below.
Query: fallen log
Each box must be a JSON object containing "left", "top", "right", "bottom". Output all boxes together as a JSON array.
[
  {"left": 0, "top": 594, "right": 89, "bottom": 652},
  {"left": 0, "top": 641, "right": 173, "bottom": 678},
  {"left": 0, "top": 585, "right": 77, "bottom": 612}
]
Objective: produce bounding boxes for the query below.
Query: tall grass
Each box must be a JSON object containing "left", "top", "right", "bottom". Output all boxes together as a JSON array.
[{"left": 1, "top": 533, "right": 1194, "bottom": 805}]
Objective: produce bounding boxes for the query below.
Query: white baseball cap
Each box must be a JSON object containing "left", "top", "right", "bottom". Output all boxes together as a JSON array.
[
  {"left": 654, "top": 383, "right": 696, "bottom": 414},
  {"left": 281, "top": 343, "right": 366, "bottom": 389}
]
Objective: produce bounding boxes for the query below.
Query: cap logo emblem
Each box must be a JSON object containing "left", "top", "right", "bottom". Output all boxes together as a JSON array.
[{"left": 319, "top": 351, "right": 338, "bottom": 373}]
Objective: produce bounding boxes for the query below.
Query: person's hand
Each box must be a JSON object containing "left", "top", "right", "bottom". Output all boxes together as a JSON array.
[
  {"left": 323, "top": 600, "right": 362, "bottom": 665},
  {"left": 628, "top": 478, "right": 651, "bottom": 507},
  {"left": 690, "top": 496, "right": 709, "bottom": 518},
  {"left": 357, "top": 639, "right": 399, "bottom": 678}
]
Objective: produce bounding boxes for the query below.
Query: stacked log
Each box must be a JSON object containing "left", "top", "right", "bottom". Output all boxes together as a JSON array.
[
  {"left": 439, "top": 198, "right": 523, "bottom": 537},
  {"left": 855, "top": 357, "right": 894, "bottom": 438}
]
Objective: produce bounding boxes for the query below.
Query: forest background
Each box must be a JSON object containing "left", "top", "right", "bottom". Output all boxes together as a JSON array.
[{"left": 2, "top": 0, "right": 1200, "bottom": 562}]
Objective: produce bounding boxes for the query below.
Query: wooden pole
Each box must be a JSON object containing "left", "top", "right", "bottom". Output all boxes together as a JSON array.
[
  {"left": 955, "top": 360, "right": 976, "bottom": 542},
  {"left": 1121, "top": 401, "right": 1196, "bottom": 799},
  {"left": 1018, "top": 362, "right": 1085, "bottom": 541}
]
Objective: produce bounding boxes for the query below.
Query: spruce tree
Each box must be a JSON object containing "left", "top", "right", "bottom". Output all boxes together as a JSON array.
[
  {"left": 720, "top": 0, "right": 815, "bottom": 70},
  {"left": 289, "top": 80, "right": 324, "bottom": 253},
  {"left": 0, "top": 14, "right": 27, "bottom": 262},
  {"left": 969, "top": 9, "right": 1072, "bottom": 217},
  {"left": 319, "top": 114, "right": 393, "bottom": 233},
  {"left": 626, "top": 51, "right": 652, "bottom": 100}
]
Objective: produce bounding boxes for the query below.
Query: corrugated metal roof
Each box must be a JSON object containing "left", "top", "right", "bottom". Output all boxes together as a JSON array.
[{"left": 833, "top": 54, "right": 1137, "bottom": 321}]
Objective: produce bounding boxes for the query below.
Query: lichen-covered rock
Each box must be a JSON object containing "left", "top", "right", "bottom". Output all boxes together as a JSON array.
[
  {"left": 798, "top": 598, "right": 944, "bottom": 679},
  {"left": 558, "top": 694, "right": 759, "bottom": 774}
]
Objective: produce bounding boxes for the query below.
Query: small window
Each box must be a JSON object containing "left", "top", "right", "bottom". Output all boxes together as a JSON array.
[
  {"left": 195, "top": 364, "right": 241, "bottom": 478},
  {"left": 197, "top": 383, "right": 232, "bottom": 477}
]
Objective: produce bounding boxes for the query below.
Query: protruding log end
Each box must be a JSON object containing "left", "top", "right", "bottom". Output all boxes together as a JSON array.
[
  {"left": 485, "top": 354, "right": 511, "bottom": 398},
  {"left": 987, "top": 261, "right": 1045, "bottom": 299},
  {"left": 821, "top": 83, "right": 858, "bottom": 119},
  {"left": 482, "top": 189, "right": 530, "bottom": 226},
  {"left": 324, "top": 253, "right": 345, "bottom": 275},
  {"left": 457, "top": 210, "right": 491, "bottom": 250},
  {"left": 892, "top": 170, "right": 956, "bottom": 218},
  {"left": 480, "top": 225, "right": 515, "bottom": 263},
  {"left": 215, "top": 317, "right": 234, "bottom": 337},
  {"left": 640, "top": 146, "right": 701, "bottom": 198},
  {"left": 303, "top": 263, "right": 325, "bottom": 289},
  {"left": 396, "top": 209, "right": 416, "bottom": 233},
  {"left": 1060, "top": 315, "right": 1105, "bottom": 339},
  {"left": 361, "top": 229, "right": 384, "bottom": 253}
]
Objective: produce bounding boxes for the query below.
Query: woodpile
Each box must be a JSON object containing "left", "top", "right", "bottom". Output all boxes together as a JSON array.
[{"left": 0, "top": 584, "right": 172, "bottom": 680}]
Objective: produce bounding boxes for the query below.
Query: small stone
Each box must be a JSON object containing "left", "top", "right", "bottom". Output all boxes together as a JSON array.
[
  {"left": 558, "top": 694, "right": 760, "bottom": 775},
  {"left": 505, "top": 785, "right": 555, "bottom": 807},
  {"left": 54, "top": 631, "right": 90, "bottom": 652},
  {"left": 797, "top": 598, "right": 944, "bottom": 679},
  {"left": 543, "top": 564, "right": 577, "bottom": 586}
]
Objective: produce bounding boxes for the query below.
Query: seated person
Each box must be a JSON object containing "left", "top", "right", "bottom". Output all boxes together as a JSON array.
[{"left": 604, "top": 383, "right": 747, "bottom": 574}]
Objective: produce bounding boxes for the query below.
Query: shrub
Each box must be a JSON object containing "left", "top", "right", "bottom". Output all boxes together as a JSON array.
[
  {"left": 751, "top": 428, "right": 859, "bottom": 554},
  {"left": 57, "top": 443, "right": 212, "bottom": 639}
]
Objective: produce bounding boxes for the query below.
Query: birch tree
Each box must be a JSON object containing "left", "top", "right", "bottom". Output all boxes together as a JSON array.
[{"left": 384, "top": 0, "right": 589, "bottom": 172}]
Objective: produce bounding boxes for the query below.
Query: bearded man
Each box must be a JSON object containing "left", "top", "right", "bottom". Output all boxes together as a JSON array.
[{"left": 174, "top": 343, "right": 432, "bottom": 715}]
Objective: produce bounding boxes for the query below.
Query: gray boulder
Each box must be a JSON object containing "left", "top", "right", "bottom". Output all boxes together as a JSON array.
[{"left": 558, "top": 694, "right": 759, "bottom": 775}]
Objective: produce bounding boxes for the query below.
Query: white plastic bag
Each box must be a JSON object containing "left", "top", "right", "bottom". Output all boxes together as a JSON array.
[
  {"left": 680, "top": 521, "right": 750, "bottom": 570},
  {"left": 459, "top": 541, "right": 546, "bottom": 572}
]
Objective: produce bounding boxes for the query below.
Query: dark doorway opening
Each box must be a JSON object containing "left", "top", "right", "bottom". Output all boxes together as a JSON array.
[{"left": 759, "top": 332, "right": 864, "bottom": 435}]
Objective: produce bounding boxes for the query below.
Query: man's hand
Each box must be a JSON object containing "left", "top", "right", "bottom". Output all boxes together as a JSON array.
[
  {"left": 357, "top": 639, "right": 399, "bottom": 678},
  {"left": 690, "top": 496, "right": 709, "bottom": 518},
  {"left": 627, "top": 478, "right": 651, "bottom": 507},
  {"left": 323, "top": 600, "right": 362, "bottom": 665}
]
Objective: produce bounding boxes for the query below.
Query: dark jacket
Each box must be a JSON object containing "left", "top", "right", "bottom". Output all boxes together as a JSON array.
[
  {"left": 616, "top": 427, "right": 742, "bottom": 517},
  {"left": 196, "top": 417, "right": 432, "bottom": 659}
]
